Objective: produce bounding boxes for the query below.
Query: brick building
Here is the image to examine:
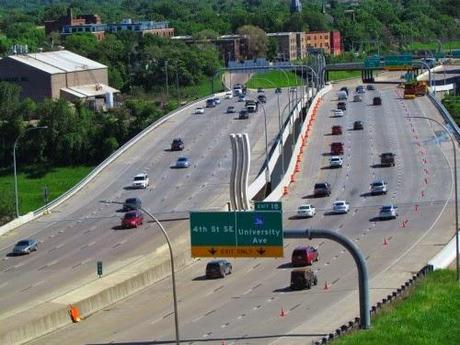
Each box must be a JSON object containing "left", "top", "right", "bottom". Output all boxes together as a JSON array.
[
  {"left": 305, "top": 31, "right": 342, "bottom": 55},
  {"left": 267, "top": 32, "right": 307, "bottom": 61},
  {"left": 45, "top": 8, "right": 101, "bottom": 36}
]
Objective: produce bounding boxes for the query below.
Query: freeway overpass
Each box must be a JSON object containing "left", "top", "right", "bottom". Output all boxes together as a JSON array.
[{"left": 20, "top": 74, "right": 459, "bottom": 345}]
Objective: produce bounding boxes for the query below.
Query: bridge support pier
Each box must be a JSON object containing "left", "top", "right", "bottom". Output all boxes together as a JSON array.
[{"left": 362, "top": 69, "right": 374, "bottom": 83}]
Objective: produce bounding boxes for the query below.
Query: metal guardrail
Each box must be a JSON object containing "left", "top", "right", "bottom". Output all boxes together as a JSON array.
[{"left": 428, "top": 93, "right": 460, "bottom": 141}]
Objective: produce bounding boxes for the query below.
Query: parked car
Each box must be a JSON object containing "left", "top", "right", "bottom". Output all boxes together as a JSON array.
[
  {"left": 123, "top": 197, "right": 142, "bottom": 211},
  {"left": 370, "top": 180, "right": 388, "bottom": 195},
  {"left": 380, "top": 152, "right": 396, "bottom": 167},
  {"left": 297, "top": 204, "right": 316, "bottom": 218},
  {"left": 206, "top": 99, "right": 216, "bottom": 108},
  {"left": 132, "top": 173, "right": 149, "bottom": 189},
  {"left": 195, "top": 107, "right": 205, "bottom": 114},
  {"left": 239, "top": 108, "right": 249, "bottom": 119},
  {"left": 291, "top": 246, "right": 319, "bottom": 266},
  {"left": 367, "top": 84, "right": 376, "bottom": 91},
  {"left": 205, "top": 260, "right": 232, "bottom": 278},
  {"left": 175, "top": 157, "right": 190, "bottom": 168},
  {"left": 12, "top": 239, "right": 38, "bottom": 255},
  {"left": 290, "top": 268, "right": 318, "bottom": 290},
  {"left": 121, "top": 210, "right": 144, "bottom": 228},
  {"left": 170, "top": 138, "right": 184, "bottom": 151},
  {"left": 337, "top": 102, "right": 347, "bottom": 111},
  {"left": 332, "top": 200, "right": 350, "bottom": 214},
  {"left": 329, "top": 156, "right": 343, "bottom": 168},
  {"left": 257, "top": 94, "right": 267, "bottom": 103},
  {"left": 225, "top": 92, "right": 233, "bottom": 99},
  {"left": 331, "top": 142, "right": 344, "bottom": 155},
  {"left": 353, "top": 94, "right": 362, "bottom": 102},
  {"left": 373, "top": 96, "right": 382, "bottom": 105},
  {"left": 332, "top": 125, "right": 343, "bottom": 135},
  {"left": 275, "top": 87, "right": 282, "bottom": 93},
  {"left": 379, "top": 204, "right": 398, "bottom": 220},
  {"left": 226, "top": 106, "right": 236, "bottom": 113},
  {"left": 353, "top": 121, "right": 364, "bottom": 130},
  {"left": 314, "top": 182, "right": 331, "bottom": 197},
  {"left": 333, "top": 109, "right": 344, "bottom": 117}
]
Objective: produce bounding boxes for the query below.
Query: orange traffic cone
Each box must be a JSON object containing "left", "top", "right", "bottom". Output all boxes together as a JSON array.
[
  {"left": 283, "top": 186, "right": 289, "bottom": 196},
  {"left": 290, "top": 174, "right": 296, "bottom": 183},
  {"left": 383, "top": 238, "right": 389, "bottom": 246},
  {"left": 280, "top": 306, "right": 287, "bottom": 317},
  {"left": 323, "top": 281, "right": 329, "bottom": 290},
  {"left": 295, "top": 163, "right": 301, "bottom": 173}
]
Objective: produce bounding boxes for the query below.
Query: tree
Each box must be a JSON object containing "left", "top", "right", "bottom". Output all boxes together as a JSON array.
[{"left": 237, "top": 25, "right": 268, "bottom": 59}]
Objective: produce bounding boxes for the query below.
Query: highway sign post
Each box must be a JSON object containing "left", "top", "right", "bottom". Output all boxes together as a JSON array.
[{"left": 190, "top": 210, "right": 283, "bottom": 258}]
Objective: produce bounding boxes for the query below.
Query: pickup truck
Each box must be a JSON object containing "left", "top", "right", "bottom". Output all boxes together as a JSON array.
[{"left": 380, "top": 152, "right": 395, "bottom": 167}]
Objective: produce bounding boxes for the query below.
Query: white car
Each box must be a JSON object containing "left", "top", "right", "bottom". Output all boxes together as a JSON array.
[
  {"left": 332, "top": 200, "right": 350, "bottom": 214},
  {"left": 329, "top": 156, "right": 343, "bottom": 168},
  {"left": 225, "top": 92, "right": 233, "bottom": 99},
  {"left": 370, "top": 180, "right": 387, "bottom": 195},
  {"left": 213, "top": 97, "right": 221, "bottom": 104},
  {"left": 379, "top": 204, "right": 398, "bottom": 220},
  {"left": 195, "top": 107, "right": 205, "bottom": 114},
  {"left": 132, "top": 173, "right": 149, "bottom": 189},
  {"left": 297, "top": 204, "right": 316, "bottom": 218},
  {"left": 333, "top": 109, "right": 344, "bottom": 117}
]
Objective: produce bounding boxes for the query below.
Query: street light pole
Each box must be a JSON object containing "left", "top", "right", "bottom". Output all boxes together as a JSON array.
[
  {"left": 13, "top": 126, "right": 48, "bottom": 218},
  {"left": 165, "top": 60, "right": 169, "bottom": 100},
  {"left": 260, "top": 103, "right": 270, "bottom": 184},
  {"left": 407, "top": 116, "right": 459, "bottom": 282}
]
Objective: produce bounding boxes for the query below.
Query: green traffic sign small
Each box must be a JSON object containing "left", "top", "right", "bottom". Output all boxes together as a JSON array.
[{"left": 254, "top": 201, "right": 282, "bottom": 212}]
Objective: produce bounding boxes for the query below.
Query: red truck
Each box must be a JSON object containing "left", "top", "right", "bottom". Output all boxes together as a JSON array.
[
  {"left": 331, "top": 142, "right": 344, "bottom": 155},
  {"left": 332, "top": 125, "right": 342, "bottom": 135}
]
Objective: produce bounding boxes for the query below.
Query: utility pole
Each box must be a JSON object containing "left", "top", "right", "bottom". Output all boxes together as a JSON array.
[{"left": 165, "top": 60, "right": 169, "bottom": 100}]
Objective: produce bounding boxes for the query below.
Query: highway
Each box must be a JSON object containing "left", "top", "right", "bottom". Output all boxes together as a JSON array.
[
  {"left": 28, "top": 78, "right": 457, "bottom": 344},
  {"left": 0, "top": 88, "right": 294, "bottom": 322}
]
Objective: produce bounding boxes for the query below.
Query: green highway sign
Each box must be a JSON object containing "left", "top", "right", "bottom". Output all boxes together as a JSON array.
[
  {"left": 364, "top": 56, "right": 380, "bottom": 68},
  {"left": 190, "top": 211, "right": 283, "bottom": 257},
  {"left": 452, "top": 50, "right": 460, "bottom": 58},
  {"left": 384, "top": 54, "right": 413, "bottom": 70},
  {"left": 254, "top": 201, "right": 282, "bottom": 211}
]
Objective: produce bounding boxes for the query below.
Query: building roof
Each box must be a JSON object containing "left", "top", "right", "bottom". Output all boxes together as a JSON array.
[
  {"left": 61, "top": 83, "right": 119, "bottom": 98},
  {"left": 8, "top": 50, "right": 107, "bottom": 75}
]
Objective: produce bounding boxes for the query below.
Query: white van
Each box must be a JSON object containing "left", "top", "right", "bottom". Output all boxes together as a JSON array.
[{"left": 337, "top": 91, "right": 348, "bottom": 100}]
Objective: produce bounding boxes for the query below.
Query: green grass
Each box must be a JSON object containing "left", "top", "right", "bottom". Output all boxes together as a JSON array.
[
  {"left": 246, "top": 70, "right": 303, "bottom": 89},
  {"left": 332, "top": 270, "right": 460, "bottom": 345},
  {"left": 406, "top": 40, "right": 460, "bottom": 51},
  {"left": 181, "top": 72, "right": 225, "bottom": 99},
  {"left": 0, "top": 165, "right": 93, "bottom": 215},
  {"left": 328, "top": 70, "right": 361, "bottom": 81},
  {"left": 442, "top": 95, "right": 460, "bottom": 124}
]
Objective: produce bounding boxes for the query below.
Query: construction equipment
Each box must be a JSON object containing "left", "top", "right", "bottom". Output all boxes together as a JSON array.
[{"left": 403, "top": 81, "right": 427, "bottom": 99}]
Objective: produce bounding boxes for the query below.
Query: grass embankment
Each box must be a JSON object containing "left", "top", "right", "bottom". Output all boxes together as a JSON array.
[
  {"left": 332, "top": 270, "right": 460, "bottom": 345},
  {"left": 328, "top": 70, "right": 361, "bottom": 81},
  {"left": 0, "top": 165, "right": 92, "bottom": 215},
  {"left": 406, "top": 40, "right": 460, "bottom": 51},
  {"left": 246, "top": 70, "right": 303, "bottom": 89},
  {"left": 442, "top": 95, "right": 460, "bottom": 124}
]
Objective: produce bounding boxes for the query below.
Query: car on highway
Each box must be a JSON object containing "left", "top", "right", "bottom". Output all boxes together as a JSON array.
[
  {"left": 379, "top": 204, "right": 398, "bottom": 220},
  {"left": 239, "top": 108, "right": 249, "bottom": 119},
  {"left": 238, "top": 94, "right": 246, "bottom": 102},
  {"left": 332, "top": 200, "right": 350, "bottom": 214},
  {"left": 337, "top": 91, "right": 348, "bottom": 100},
  {"left": 353, "top": 94, "right": 362, "bottom": 102},
  {"left": 226, "top": 106, "right": 236, "bottom": 113},
  {"left": 257, "top": 87, "right": 264, "bottom": 93},
  {"left": 329, "top": 156, "right": 343, "bottom": 168},
  {"left": 123, "top": 197, "right": 142, "bottom": 211},
  {"left": 340, "top": 86, "right": 349, "bottom": 95},
  {"left": 353, "top": 121, "right": 364, "bottom": 130},
  {"left": 297, "top": 204, "right": 316, "bottom": 218},
  {"left": 333, "top": 109, "right": 344, "bottom": 117},
  {"left": 289, "top": 87, "right": 297, "bottom": 93},
  {"left": 380, "top": 152, "right": 396, "bottom": 167},
  {"left": 367, "top": 84, "right": 376, "bottom": 91},
  {"left": 213, "top": 97, "right": 221, "bottom": 104},
  {"left": 373, "top": 96, "right": 382, "bottom": 105},
  {"left": 12, "top": 239, "right": 38, "bottom": 255},
  {"left": 331, "top": 142, "right": 344, "bottom": 155},
  {"left": 205, "top": 260, "right": 232, "bottom": 278},
  {"left": 337, "top": 102, "right": 347, "bottom": 111},
  {"left": 290, "top": 268, "right": 318, "bottom": 290},
  {"left": 132, "top": 173, "right": 149, "bottom": 189},
  {"left": 332, "top": 125, "right": 343, "bottom": 135},
  {"left": 225, "top": 92, "right": 233, "bottom": 99},
  {"left": 356, "top": 85, "right": 365, "bottom": 94},
  {"left": 275, "top": 87, "right": 282, "bottom": 93},
  {"left": 175, "top": 156, "right": 190, "bottom": 168},
  {"left": 314, "top": 182, "right": 331, "bottom": 197},
  {"left": 257, "top": 94, "right": 267, "bottom": 103},
  {"left": 170, "top": 138, "right": 184, "bottom": 151},
  {"left": 195, "top": 107, "right": 205, "bottom": 114},
  {"left": 291, "top": 246, "right": 319, "bottom": 266},
  {"left": 121, "top": 210, "right": 144, "bottom": 228},
  {"left": 206, "top": 99, "right": 216, "bottom": 108},
  {"left": 370, "top": 180, "right": 388, "bottom": 195}
]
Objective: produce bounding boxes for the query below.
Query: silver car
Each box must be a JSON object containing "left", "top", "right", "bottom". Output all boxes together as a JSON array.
[
  {"left": 12, "top": 239, "right": 38, "bottom": 255},
  {"left": 370, "top": 180, "right": 387, "bottom": 195},
  {"left": 379, "top": 205, "right": 398, "bottom": 219},
  {"left": 175, "top": 157, "right": 190, "bottom": 168}
]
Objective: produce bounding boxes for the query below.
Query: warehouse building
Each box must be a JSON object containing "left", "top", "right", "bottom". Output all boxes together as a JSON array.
[{"left": 0, "top": 50, "right": 119, "bottom": 110}]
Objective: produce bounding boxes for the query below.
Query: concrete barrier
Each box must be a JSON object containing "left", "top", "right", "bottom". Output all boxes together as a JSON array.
[{"left": 0, "top": 212, "right": 34, "bottom": 237}]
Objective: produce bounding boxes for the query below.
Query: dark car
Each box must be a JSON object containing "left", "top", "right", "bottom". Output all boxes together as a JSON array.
[
  {"left": 205, "top": 260, "right": 232, "bottom": 278},
  {"left": 121, "top": 210, "right": 144, "bottom": 228},
  {"left": 380, "top": 152, "right": 396, "bottom": 167},
  {"left": 314, "top": 182, "right": 331, "bottom": 197},
  {"left": 171, "top": 138, "right": 184, "bottom": 151},
  {"left": 239, "top": 108, "right": 249, "bottom": 119},
  {"left": 12, "top": 239, "right": 38, "bottom": 255},
  {"left": 340, "top": 86, "right": 349, "bottom": 95},
  {"left": 123, "top": 197, "right": 142, "bottom": 211},
  {"left": 373, "top": 96, "right": 382, "bottom": 105},
  {"left": 331, "top": 142, "right": 344, "bottom": 155},
  {"left": 367, "top": 84, "right": 376, "bottom": 91},
  {"left": 332, "top": 125, "right": 343, "bottom": 135},
  {"left": 257, "top": 87, "right": 264, "bottom": 93},
  {"left": 206, "top": 99, "right": 216, "bottom": 108},
  {"left": 257, "top": 94, "right": 267, "bottom": 103},
  {"left": 291, "top": 246, "right": 319, "bottom": 266},
  {"left": 290, "top": 268, "right": 318, "bottom": 290},
  {"left": 337, "top": 102, "right": 347, "bottom": 111},
  {"left": 275, "top": 87, "right": 282, "bottom": 94},
  {"left": 353, "top": 121, "right": 364, "bottom": 130}
]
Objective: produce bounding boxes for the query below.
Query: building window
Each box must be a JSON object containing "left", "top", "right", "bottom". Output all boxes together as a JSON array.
[
  {"left": 320, "top": 43, "right": 322, "bottom": 47},
  {"left": 320, "top": 35, "right": 322, "bottom": 39},
  {"left": 325, "top": 35, "right": 329, "bottom": 39}
]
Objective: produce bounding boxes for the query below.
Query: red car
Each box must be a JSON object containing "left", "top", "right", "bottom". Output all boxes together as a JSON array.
[
  {"left": 291, "top": 246, "right": 319, "bottom": 266},
  {"left": 331, "top": 142, "right": 344, "bottom": 155},
  {"left": 331, "top": 125, "right": 342, "bottom": 135},
  {"left": 121, "top": 210, "right": 144, "bottom": 228}
]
